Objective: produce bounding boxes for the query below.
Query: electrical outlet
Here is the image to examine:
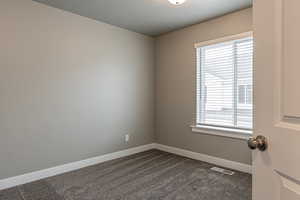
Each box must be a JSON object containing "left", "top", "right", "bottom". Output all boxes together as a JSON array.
[{"left": 125, "top": 134, "right": 130, "bottom": 142}]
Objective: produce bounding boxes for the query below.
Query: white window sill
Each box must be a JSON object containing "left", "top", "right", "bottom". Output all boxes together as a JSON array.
[{"left": 191, "top": 125, "right": 252, "bottom": 140}]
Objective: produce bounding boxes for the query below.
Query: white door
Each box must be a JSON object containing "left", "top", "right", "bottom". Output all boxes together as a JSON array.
[{"left": 253, "top": 0, "right": 300, "bottom": 199}]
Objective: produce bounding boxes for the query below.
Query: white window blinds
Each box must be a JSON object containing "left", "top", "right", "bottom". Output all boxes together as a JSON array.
[{"left": 196, "top": 36, "right": 253, "bottom": 130}]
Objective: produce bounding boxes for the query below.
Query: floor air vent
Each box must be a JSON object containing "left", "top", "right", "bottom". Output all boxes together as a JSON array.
[{"left": 210, "top": 167, "right": 235, "bottom": 175}]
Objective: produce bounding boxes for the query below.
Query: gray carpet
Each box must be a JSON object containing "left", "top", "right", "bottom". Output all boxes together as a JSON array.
[{"left": 0, "top": 150, "right": 251, "bottom": 200}]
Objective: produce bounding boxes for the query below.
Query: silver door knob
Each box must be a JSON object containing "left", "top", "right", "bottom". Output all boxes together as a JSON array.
[{"left": 247, "top": 135, "right": 268, "bottom": 151}]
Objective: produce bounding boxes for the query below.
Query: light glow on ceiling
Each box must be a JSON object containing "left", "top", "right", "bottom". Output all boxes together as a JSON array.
[{"left": 168, "top": 0, "right": 186, "bottom": 5}]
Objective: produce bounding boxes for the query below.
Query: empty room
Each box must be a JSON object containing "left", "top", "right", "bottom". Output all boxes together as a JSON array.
[{"left": 1, "top": 0, "right": 300, "bottom": 199}]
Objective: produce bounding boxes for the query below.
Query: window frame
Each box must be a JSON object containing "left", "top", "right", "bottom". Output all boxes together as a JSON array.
[{"left": 193, "top": 32, "right": 253, "bottom": 139}]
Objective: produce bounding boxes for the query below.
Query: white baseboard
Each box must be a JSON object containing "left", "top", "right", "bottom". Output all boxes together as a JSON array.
[
  {"left": 155, "top": 144, "right": 252, "bottom": 174},
  {"left": 0, "top": 142, "right": 251, "bottom": 190},
  {"left": 0, "top": 143, "right": 156, "bottom": 190}
]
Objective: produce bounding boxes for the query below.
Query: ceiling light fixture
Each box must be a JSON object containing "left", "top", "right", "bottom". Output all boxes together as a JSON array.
[{"left": 168, "top": 0, "right": 186, "bottom": 5}]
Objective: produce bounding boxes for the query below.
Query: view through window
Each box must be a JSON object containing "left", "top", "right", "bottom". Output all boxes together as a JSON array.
[{"left": 196, "top": 36, "right": 253, "bottom": 130}]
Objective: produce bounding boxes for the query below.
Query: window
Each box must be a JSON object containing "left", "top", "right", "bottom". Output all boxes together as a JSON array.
[{"left": 196, "top": 34, "right": 253, "bottom": 131}]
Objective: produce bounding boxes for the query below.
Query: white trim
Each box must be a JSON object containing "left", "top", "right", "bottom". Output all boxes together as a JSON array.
[
  {"left": 155, "top": 144, "right": 252, "bottom": 174},
  {"left": 191, "top": 125, "right": 252, "bottom": 140},
  {"left": 0, "top": 143, "right": 252, "bottom": 190},
  {"left": 194, "top": 31, "right": 253, "bottom": 48},
  {"left": 0, "top": 143, "right": 156, "bottom": 190}
]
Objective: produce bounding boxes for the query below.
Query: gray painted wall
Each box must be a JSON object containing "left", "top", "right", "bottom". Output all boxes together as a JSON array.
[
  {"left": 0, "top": 1, "right": 252, "bottom": 180},
  {"left": 0, "top": 0, "right": 155, "bottom": 179},
  {"left": 155, "top": 8, "right": 252, "bottom": 165}
]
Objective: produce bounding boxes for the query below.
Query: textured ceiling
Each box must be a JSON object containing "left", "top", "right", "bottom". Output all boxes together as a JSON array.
[{"left": 33, "top": 0, "right": 252, "bottom": 36}]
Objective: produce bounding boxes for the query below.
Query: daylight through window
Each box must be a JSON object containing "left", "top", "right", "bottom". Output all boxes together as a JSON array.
[{"left": 196, "top": 36, "right": 253, "bottom": 130}]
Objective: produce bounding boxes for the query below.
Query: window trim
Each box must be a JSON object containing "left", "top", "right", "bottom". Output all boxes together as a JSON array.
[
  {"left": 194, "top": 31, "right": 253, "bottom": 48},
  {"left": 191, "top": 125, "right": 252, "bottom": 140},
  {"left": 193, "top": 31, "right": 253, "bottom": 138}
]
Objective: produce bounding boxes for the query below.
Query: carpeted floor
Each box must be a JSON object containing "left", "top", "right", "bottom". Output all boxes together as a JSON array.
[{"left": 0, "top": 150, "right": 251, "bottom": 200}]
